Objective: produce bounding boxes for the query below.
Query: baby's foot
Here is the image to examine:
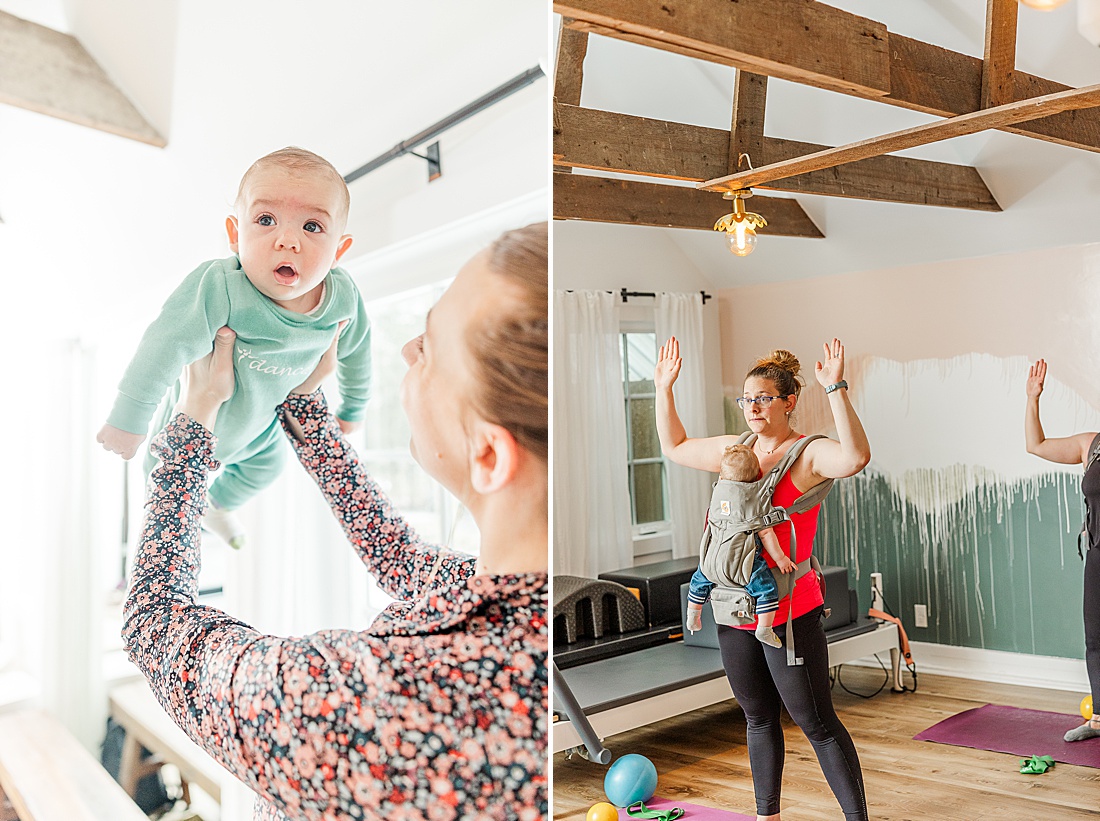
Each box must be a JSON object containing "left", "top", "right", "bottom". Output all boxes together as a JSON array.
[
  {"left": 755, "top": 626, "right": 782, "bottom": 648},
  {"left": 203, "top": 501, "right": 246, "bottom": 550},
  {"left": 1064, "top": 719, "right": 1100, "bottom": 743}
]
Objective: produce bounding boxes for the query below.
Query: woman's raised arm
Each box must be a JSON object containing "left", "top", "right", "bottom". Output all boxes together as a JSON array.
[
  {"left": 654, "top": 336, "right": 735, "bottom": 473},
  {"left": 803, "top": 339, "right": 872, "bottom": 481}
]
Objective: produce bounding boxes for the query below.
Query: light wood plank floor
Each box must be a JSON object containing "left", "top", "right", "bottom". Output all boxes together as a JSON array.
[{"left": 552, "top": 666, "right": 1100, "bottom": 820}]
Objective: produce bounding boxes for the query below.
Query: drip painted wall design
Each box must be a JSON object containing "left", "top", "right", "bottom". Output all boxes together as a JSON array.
[{"left": 717, "top": 245, "right": 1100, "bottom": 660}]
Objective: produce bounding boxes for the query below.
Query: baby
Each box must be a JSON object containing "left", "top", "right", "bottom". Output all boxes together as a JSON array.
[
  {"left": 687, "top": 444, "right": 795, "bottom": 647},
  {"left": 96, "top": 147, "right": 371, "bottom": 549}
]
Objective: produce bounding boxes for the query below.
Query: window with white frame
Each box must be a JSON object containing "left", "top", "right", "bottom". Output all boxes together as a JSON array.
[{"left": 620, "top": 331, "right": 670, "bottom": 535}]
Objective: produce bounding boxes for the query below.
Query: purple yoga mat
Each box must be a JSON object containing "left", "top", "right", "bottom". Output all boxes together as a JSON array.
[
  {"left": 615, "top": 797, "right": 755, "bottom": 820},
  {"left": 913, "top": 703, "right": 1100, "bottom": 767}
]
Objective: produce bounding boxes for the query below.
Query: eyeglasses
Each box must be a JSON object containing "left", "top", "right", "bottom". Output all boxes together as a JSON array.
[{"left": 735, "top": 395, "right": 789, "bottom": 409}]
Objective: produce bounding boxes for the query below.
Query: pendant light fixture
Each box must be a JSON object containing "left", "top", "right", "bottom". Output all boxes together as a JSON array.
[{"left": 713, "top": 189, "right": 767, "bottom": 257}]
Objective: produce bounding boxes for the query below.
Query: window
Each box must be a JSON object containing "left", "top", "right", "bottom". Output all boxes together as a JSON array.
[{"left": 620, "top": 332, "right": 669, "bottom": 531}]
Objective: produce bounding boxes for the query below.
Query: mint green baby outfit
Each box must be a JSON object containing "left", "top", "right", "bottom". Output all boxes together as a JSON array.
[{"left": 107, "top": 256, "right": 371, "bottom": 509}]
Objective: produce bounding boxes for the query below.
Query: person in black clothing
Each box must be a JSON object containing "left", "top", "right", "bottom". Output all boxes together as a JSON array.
[{"left": 1025, "top": 358, "right": 1100, "bottom": 742}]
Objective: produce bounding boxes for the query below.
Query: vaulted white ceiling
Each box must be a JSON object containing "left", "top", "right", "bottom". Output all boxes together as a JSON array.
[{"left": 560, "top": 0, "right": 1100, "bottom": 287}]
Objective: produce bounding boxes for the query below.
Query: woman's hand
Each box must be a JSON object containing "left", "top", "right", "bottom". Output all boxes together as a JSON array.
[
  {"left": 814, "top": 338, "right": 845, "bottom": 388},
  {"left": 655, "top": 337, "right": 683, "bottom": 391},
  {"left": 1026, "top": 359, "right": 1047, "bottom": 399},
  {"left": 176, "top": 327, "right": 237, "bottom": 430}
]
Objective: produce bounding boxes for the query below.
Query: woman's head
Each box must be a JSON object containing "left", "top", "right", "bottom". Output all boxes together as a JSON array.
[
  {"left": 742, "top": 349, "right": 802, "bottom": 431},
  {"left": 400, "top": 222, "right": 547, "bottom": 499}
]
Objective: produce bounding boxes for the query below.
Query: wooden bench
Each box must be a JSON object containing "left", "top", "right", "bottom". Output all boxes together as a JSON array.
[
  {"left": 108, "top": 679, "right": 224, "bottom": 805},
  {"left": 0, "top": 709, "right": 146, "bottom": 821}
]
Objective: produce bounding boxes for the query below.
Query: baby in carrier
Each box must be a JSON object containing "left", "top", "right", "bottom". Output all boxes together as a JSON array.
[{"left": 686, "top": 444, "right": 795, "bottom": 647}]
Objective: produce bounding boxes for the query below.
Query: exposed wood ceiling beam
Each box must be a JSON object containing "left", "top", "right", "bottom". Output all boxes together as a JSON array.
[
  {"left": 555, "top": 172, "right": 824, "bottom": 237},
  {"left": 730, "top": 71, "right": 767, "bottom": 175},
  {"left": 0, "top": 10, "right": 164, "bottom": 147},
  {"left": 555, "top": 0, "right": 891, "bottom": 97},
  {"left": 556, "top": 0, "right": 1100, "bottom": 152},
  {"left": 700, "top": 82, "right": 1100, "bottom": 192},
  {"left": 982, "top": 0, "right": 1018, "bottom": 110},
  {"left": 553, "top": 24, "right": 589, "bottom": 174},
  {"left": 554, "top": 103, "right": 1000, "bottom": 211}
]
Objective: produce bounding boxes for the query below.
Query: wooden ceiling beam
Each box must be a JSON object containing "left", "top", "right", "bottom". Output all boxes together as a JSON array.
[
  {"left": 982, "top": 0, "right": 1018, "bottom": 110},
  {"left": 730, "top": 71, "right": 768, "bottom": 175},
  {"left": 555, "top": 22, "right": 588, "bottom": 107},
  {"left": 0, "top": 10, "right": 164, "bottom": 147},
  {"left": 699, "top": 82, "right": 1100, "bottom": 192},
  {"left": 554, "top": 103, "right": 1000, "bottom": 211},
  {"left": 557, "top": 0, "right": 1100, "bottom": 152},
  {"left": 554, "top": 172, "right": 824, "bottom": 237},
  {"left": 556, "top": 0, "right": 891, "bottom": 98}
]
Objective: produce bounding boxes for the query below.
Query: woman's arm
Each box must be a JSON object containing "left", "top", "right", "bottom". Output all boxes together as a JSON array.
[
  {"left": 281, "top": 328, "right": 471, "bottom": 600},
  {"left": 279, "top": 390, "right": 472, "bottom": 599},
  {"left": 802, "top": 339, "right": 872, "bottom": 481},
  {"left": 1024, "top": 358, "right": 1095, "bottom": 465},
  {"left": 655, "top": 336, "right": 737, "bottom": 472}
]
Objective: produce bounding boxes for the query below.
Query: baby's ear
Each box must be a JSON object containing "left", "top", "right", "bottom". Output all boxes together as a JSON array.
[
  {"left": 225, "top": 216, "right": 240, "bottom": 252},
  {"left": 333, "top": 234, "right": 353, "bottom": 265}
]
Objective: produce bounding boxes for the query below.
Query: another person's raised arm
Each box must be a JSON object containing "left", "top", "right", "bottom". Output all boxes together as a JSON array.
[{"left": 1025, "top": 358, "right": 1095, "bottom": 465}]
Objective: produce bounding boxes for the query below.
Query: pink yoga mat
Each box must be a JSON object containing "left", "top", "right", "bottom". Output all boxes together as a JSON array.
[
  {"left": 615, "top": 797, "right": 755, "bottom": 820},
  {"left": 913, "top": 704, "right": 1100, "bottom": 768}
]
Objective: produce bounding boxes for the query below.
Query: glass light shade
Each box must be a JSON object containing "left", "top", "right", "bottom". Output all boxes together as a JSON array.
[
  {"left": 727, "top": 226, "right": 757, "bottom": 256},
  {"left": 1018, "top": 0, "right": 1069, "bottom": 9}
]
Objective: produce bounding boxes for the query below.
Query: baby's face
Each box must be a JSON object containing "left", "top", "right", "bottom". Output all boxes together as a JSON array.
[{"left": 230, "top": 167, "right": 351, "bottom": 312}]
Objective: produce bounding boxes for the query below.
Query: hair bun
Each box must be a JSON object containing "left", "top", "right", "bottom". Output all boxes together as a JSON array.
[{"left": 754, "top": 349, "right": 800, "bottom": 377}]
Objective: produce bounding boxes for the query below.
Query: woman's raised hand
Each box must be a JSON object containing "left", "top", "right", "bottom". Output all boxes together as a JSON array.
[
  {"left": 655, "top": 337, "right": 683, "bottom": 391},
  {"left": 814, "top": 338, "right": 845, "bottom": 388},
  {"left": 176, "top": 326, "right": 237, "bottom": 429},
  {"left": 1026, "top": 359, "right": 1047, "bottom": 399}
]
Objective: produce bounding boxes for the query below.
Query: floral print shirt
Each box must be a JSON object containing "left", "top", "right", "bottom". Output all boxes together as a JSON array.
[{"left": 122, "top": 392, "right": 548, "bottom": 820}]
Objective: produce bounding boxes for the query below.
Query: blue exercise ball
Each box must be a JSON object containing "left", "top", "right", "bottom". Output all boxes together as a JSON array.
[{"left": 604, "top": 753, "right": 658, "bottom": 807}]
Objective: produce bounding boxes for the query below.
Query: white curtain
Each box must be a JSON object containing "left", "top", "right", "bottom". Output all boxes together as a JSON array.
[
  {"left": 655, "top": 292, "right": 714, "bottom": 559},
  {"left": 0, "top": 339, "right": 109, "bottom": 751},
  {"left": 553, "top": 291, "right": 634, "bottom": 578}
]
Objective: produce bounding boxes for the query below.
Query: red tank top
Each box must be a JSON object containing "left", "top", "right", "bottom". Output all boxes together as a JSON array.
[{"left": 737, "top": 458, "right": 824, "bottom": 630}]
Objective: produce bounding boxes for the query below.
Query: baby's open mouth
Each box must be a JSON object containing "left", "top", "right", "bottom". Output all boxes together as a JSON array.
[{"left": 274, "top": 265, "right": 298, "bottom": 285}]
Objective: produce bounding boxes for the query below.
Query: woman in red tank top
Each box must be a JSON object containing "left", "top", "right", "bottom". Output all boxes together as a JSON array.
[{"left": 656, "top": 337, "right": 871, "bottom": 821}]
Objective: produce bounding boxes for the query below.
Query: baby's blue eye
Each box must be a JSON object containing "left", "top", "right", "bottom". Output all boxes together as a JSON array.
[
  {"left": 258, "top": 214, "right": 275, "bottom": 226},
  {"left": 304, "top": 221, "right": 322, "bottom": 233}
]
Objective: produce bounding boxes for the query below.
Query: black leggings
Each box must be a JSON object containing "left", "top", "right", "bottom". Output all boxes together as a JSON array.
[
  {"left": 1086, "top": 547, "right": 1100, "bottom": 707},
  {"left": 717, "top": 607, "right": 868, "bottom": 820}
]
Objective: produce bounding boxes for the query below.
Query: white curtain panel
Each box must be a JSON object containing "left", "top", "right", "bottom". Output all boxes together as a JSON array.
[
  {"left": 553, "top": 291, "right": 634, "bottom": 578},
  {"left": 655, "top": 292, "right": 714, "bottom": 559}
]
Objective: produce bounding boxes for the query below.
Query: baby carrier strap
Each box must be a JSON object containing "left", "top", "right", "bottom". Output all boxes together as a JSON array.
[
  {"left": 735, "top": 432, "right": 834, "bottom": 666},
  {"left": 1078, "top": 432, "right": 1100, "bottom": 560}
]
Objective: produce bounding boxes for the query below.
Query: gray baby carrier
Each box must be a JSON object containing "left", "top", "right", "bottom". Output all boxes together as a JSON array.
[{"left": 700, "top": 432, "right": 834, "bottom": 665}]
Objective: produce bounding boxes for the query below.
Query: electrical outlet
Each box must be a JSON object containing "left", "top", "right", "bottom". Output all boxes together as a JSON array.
[{"left": 914, "top": 604, "right": 928, "bottom": 628}]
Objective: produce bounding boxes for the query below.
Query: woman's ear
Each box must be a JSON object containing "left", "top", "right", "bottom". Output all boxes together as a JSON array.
[{"left": 469, "top": 421, "right": 520, "bottom": 495}]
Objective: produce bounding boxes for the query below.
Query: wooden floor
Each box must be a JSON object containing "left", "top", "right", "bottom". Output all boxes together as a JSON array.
[{"left": 552, "top": 666, "right": 1100, "bottom": 820}]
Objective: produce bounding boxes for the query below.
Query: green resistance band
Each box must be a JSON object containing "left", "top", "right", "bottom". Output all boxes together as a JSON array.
[{"left": 627, "top": 802, "right": 684, "bottom": 821}]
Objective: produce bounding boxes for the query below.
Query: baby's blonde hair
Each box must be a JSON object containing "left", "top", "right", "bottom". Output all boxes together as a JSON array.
[
  {"left": 720, "top": 444, "right": 760, "bottom": 483},
  {"left": 236, "top": 146, "right": 350, "bottom": 227}
]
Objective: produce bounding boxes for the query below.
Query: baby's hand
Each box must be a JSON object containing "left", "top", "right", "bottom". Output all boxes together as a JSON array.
[
  {"left": 777, "top": 556, "right": 796, "bottom": 574},
  {"left": 96, "top": 424, "right": 146, "bottom": 460},
  {"left": 337, "top": 418, "right": 361, "bottom": 435},
  {"left": 686, "top": 603, "right": 703, "bottom": 634}
]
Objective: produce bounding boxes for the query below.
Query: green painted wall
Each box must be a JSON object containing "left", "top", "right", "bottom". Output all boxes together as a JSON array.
[{"left": 815, "top": 471, "right": 1087, "bottom": 659}]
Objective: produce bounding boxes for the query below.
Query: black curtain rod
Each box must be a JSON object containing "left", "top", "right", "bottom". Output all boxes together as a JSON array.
[
  {"left": 621, "top": 288, "right": 712, "bottom": 305},
  {"left": 343, "top": 65, "right": 546, "bottom": 184}
]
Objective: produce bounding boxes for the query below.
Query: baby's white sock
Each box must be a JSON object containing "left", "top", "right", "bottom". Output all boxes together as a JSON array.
[
  {"left": 755, "top": 624, "right": 782, "bottom": 648},
  {"left": 203, "top": 498, "right": 246, "bottom": 550}
]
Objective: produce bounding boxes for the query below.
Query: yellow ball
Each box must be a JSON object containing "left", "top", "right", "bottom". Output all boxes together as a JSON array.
[
  {"left": 587, "top": 802, "right": 620, "bottom": 821},
  {"left": 1082, "top": 694, "right": 1093, "bottom": 721}
]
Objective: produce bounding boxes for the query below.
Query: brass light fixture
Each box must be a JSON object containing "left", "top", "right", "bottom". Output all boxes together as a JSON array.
[
  {"left": 1018, "top": 0, "right": 1069, "bottom": 9},
  {"left": 713, "top": 189, "right": 767, "bottom": 257}
]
